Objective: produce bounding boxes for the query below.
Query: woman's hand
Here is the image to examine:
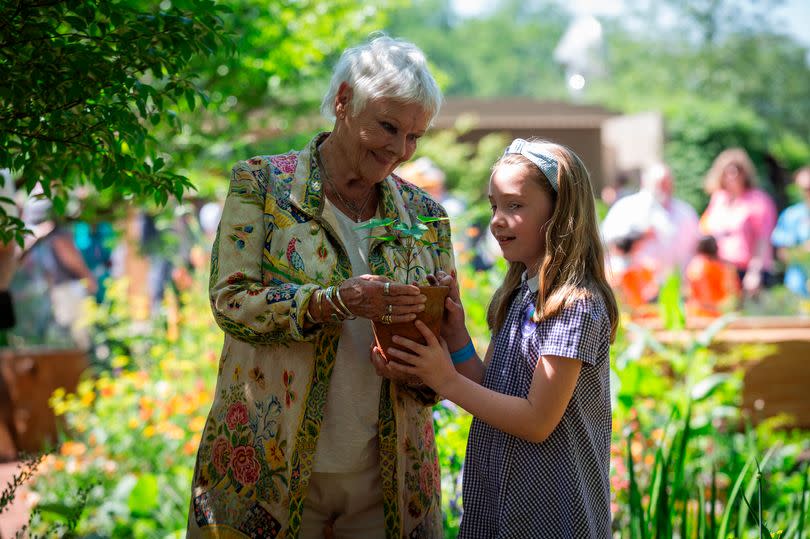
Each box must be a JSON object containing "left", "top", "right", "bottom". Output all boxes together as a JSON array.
[
  {"left": 338, "top": 275, "right": 425, "bottom": 323},
  {"left": 385, "top": 320, "right": 458, "bottom": 394},
  {"left": 427, "top": 270, "right": 470, "bottom": 352}
]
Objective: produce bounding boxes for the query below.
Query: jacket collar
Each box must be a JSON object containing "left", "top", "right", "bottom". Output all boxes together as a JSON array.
[{"left": 288, "top": 132, "right": 407, "bottom": 225}]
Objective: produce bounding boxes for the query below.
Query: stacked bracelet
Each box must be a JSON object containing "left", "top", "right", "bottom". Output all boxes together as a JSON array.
[
  {"left": 322, "top": 286, "right": 342, "bottom": 323},
  {"left": 323, "top": 285, "right": 356, "bottom": 322},
  {"left": 334, "top": 285, "right": 357, "bottom": 320},
  {"left": 449, "top": 339, "right": 476, "bottom": 364}
]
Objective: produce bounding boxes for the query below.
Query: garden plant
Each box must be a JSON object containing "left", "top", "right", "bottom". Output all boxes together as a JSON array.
[{"left": 5, "top": 257, "right": 806, "bottom": 538}]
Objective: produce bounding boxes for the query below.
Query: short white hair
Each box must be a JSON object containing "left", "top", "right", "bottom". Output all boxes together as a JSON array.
[
  {"left": 320, "top": 34, "right": 443, "bottom": 125},
  {"left": 641, "top": 162, "right": 671, "bottom": 190}
]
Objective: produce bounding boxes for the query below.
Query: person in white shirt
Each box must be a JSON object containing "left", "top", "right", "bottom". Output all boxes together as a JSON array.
[{"left": 601, "top": 162, "right": 700, "bottom": 287}]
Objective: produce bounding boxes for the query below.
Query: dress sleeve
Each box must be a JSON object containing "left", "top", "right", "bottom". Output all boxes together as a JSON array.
[
  {"left": 209, "top": 161, "right": 318, "bottom": 345},
  {"left": 537, "top": 296, "right": 607, "bottom": 366}
]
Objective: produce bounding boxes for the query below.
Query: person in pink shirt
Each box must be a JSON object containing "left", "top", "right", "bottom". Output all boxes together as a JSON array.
[{"left": 699, "top": 148, "right": 777, "bottom": 295}]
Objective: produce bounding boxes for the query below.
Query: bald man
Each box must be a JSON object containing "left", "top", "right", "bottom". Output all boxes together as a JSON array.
[{"left": 601, "top": 163, "right": 700, "bottom": 285}]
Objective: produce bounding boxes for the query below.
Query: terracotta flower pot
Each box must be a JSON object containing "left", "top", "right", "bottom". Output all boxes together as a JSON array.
[{"left": 373, "top": 285, "right": 449, "bottom": 364}]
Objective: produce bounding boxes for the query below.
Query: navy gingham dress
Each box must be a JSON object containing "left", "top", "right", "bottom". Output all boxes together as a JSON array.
[{"left": 459, "top": 277, "right": 612, "bottom": 538}]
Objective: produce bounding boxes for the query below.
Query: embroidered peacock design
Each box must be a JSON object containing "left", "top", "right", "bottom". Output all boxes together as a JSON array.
[{"left": 286, "top": 238, "right": 304, "bottom": 272}]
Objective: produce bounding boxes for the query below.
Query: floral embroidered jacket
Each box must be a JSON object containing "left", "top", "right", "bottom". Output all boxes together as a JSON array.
[{"left": 188, "top": 134, "right": 454, "bottom": 539}]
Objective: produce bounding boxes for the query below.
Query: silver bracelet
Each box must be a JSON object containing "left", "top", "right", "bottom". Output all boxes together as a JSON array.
[
  {"left": 323, "top": 286, "right": 346, "bottom": 323},
  {"left": 305, "top": 293, "right": 318, "bottom": 324},
  {"left": 334, "top": 284, "right": 357, "bottom": 320}
]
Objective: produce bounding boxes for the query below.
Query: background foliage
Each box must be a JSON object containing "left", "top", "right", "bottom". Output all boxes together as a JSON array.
[
  {"left": 20, "top": 262, "right": 810, "bottom": 538},
  {"left": 4, "top": 0, "right": 810, "bottom": 536}
]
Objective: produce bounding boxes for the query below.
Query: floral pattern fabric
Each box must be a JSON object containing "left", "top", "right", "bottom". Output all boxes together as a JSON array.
[{"left": 187, "top": 133, "right": 454, "bottom": 539}]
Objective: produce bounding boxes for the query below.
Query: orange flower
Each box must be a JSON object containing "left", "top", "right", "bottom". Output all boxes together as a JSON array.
[{"left": 60, "top": 441, "right": 87, "bottom": 457}]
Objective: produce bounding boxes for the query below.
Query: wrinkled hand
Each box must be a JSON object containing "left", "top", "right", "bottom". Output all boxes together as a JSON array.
[
  {"left": 338, "top": 275, "right": 425, "bottom": 323},
  {"left": 370, "top": 346, "right": 424, "bottom": 386},
  {"left": 385, "top": 320, "right": 457, "bottom": 394},
  {"left": 427, "top": 271, "right": 469, "bottom": 352}
]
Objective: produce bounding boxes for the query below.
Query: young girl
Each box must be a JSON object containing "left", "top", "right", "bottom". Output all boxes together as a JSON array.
[{"left": 383, "top": 138, "right": 619, "bottom": 537}]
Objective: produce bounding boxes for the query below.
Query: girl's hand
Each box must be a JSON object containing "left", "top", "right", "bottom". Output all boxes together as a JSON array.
[
  {"left": 427, "top": 270, "right": 469, "bottom": 351},
  {"left": 386, "top": 320, "right": 457, "bottom": 394},
  {"left": 370, "top": 346, "right": 423, "bottom": 387},
  {"left": 339, "top": 275, "right": 425, "bottom": 324}
]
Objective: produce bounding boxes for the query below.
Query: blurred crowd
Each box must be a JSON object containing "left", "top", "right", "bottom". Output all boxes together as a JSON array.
[
  {"left": 0, "top": 171, "right": 223, "bottom": 349},
  {"left": 2, "top": 147, "right": 809, "bottom": 349},
  {"left": 601, "top": 149, "right": 810, "bottom": 319}
]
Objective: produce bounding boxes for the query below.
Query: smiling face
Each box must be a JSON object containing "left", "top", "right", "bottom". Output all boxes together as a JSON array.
[
  {"left": 332, "top": 84, "right": 430, "bottom": 186},
  {"left": 488, "top": 162, "right": 556, "bottom": 275}
]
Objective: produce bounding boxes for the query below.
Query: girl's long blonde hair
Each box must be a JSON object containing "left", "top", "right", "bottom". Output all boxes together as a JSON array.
[{"left": 486, "top": 141, "right": 619, "bottom": 342}]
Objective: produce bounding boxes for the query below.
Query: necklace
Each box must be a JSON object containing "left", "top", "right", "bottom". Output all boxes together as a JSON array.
[{"left": 317, "top": 147, "right": 375, "bottom": 223}]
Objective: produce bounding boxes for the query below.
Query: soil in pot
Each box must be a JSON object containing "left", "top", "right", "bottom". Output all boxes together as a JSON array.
[{"left": 373, "top": 285, "right": 449, "bottom": 364}]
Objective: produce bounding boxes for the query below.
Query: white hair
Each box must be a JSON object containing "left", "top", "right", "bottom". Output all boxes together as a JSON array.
[
  {"left": 320, "top": 34, "right": 443, "bottom": 125},
  {"left": 641, "top": 162, "right": 671, "bottom": 190}
]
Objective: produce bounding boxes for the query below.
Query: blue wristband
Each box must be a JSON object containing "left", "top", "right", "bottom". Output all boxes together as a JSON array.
[{"left": 449, "top": 339, "right": 476, "bottom": 364}]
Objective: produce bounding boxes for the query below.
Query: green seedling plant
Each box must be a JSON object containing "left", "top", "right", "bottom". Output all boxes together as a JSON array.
[{"left": 357, "top": 215, "right": 449, "bottom": 284}]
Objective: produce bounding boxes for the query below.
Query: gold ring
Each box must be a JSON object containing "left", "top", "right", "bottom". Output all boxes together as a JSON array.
[
  {"left": 383, "top": 282, "right": 391, "bottom": 296},
  {"left": 386, "top": 304, "right": 393, "bottom": 314},
  {"left": 381, "top": 313, "right": 392, "bottom": 325}
]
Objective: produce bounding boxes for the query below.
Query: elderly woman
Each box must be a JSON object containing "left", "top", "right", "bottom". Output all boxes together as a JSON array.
[
  {"left": 188, "top": 35, "right": 453, "bottom": 539},
  {"left": 699, "top": 148, "right": 777, "bottom": 294}
]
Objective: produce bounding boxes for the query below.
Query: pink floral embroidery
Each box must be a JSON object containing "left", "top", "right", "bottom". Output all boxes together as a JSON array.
[
  {"left": 433, "top": 456, "right": 441, "bottom": 495},
  {"left": 227, "top": 272, "right": 246, "bottom": 285},
  {"left": 231, "top": 445, "right": 260, "bottom": 485},
  {"left": 419, "top": 462, "right": 434, "bottom": 495},
  {"left": 423, "top": 421, "right": 435, "bottom": 450},
  {"left": 271, "top": 154, "right": 297, "bottom": 175},
  {"left": 212, "top": 436, "right": 232, "bottom": 476},
  {"left": 226, "top": 402, "right": 249, "bottom": 430}
]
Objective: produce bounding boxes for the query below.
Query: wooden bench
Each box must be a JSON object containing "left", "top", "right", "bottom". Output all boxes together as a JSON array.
[{"left": 645, "top": 317, "right": 810, "bottom": 428}]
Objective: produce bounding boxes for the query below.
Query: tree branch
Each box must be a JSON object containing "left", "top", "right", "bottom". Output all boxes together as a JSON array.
[{"left": 0, "top": 128, "right": 94, "bottom": 149}]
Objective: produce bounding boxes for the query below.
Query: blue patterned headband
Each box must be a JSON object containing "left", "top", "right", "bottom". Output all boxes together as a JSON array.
[{"left": 503, "top": 138, "right": 559, "bottom": 192}]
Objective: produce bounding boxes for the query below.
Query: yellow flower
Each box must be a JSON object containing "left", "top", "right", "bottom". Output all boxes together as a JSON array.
[
  {"left": 80, "top": 390, "right": 95, "bottom": 407},
  {"left": 111, "top": 355, "right": 130, "bottom": 368},
  {"left": 52, "top": 400, "right": 69, "bottom": 416},
  {"left": 264, "top": 439, "right": 285, "bottom": 469},
  {"left": 144, "top": 425, "right": 156, "bottom": 438},
  {"left": 128, "top": 417, "right": 139, "bottom": 429},
  {"left": 189, "top": 415, "right": 207, "bottom": 433}
]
